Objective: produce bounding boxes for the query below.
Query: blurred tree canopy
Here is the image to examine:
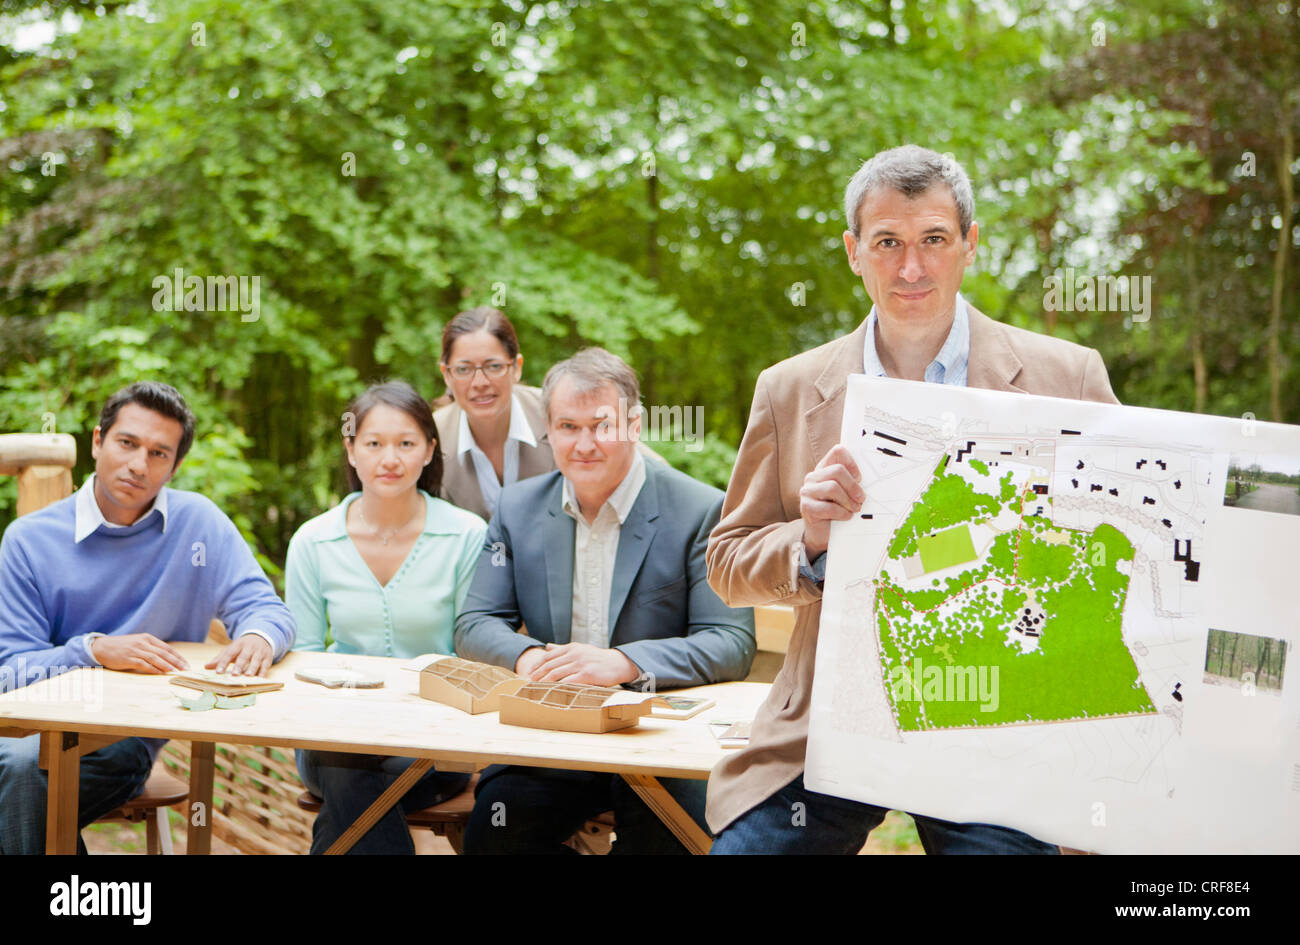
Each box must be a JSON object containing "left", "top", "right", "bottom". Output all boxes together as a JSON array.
[{"left": 2, "top": 0, "right": 1296, "bottom": 574}]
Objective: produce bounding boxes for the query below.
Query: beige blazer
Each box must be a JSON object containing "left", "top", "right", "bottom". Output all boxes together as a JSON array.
[
  {"left": 704, "top": 305, "right": 1121, "bottom": 833},
  {"left": 434, "top": 384, "right": 556, "bottom": 522}
]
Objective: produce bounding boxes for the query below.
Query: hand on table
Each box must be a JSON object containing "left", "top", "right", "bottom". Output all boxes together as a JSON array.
[
  {"left": 799, "top": 444, "right": 865, "bottom": 560},
  {"left": 90, "top": 633, "right": 189, "bottom": 674},
  {"left": 515, "top": 642, "right": 640, "bottom": 687},
  {"left": 206, "top": 634, "right": 274, "bottom": 676}
]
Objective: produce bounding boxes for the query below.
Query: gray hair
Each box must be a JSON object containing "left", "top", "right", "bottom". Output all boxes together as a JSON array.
[
  {"left": 844, "top": 145, "right": 975, "bottom": 238},
  {"left": 542, "top": 347, "right": 642, "bottom": 422}
]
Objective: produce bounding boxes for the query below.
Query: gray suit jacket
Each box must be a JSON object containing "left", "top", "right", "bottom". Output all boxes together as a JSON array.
[
  {"left": 454, "top": 461, "right": 756, "bottom": 689},
  {"left": 434, "top": 385, "right": 556, "bottom": 523}
]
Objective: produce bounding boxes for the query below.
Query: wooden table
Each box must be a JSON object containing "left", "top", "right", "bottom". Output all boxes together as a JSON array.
[{"left": 0, "top": 643, "right": 769, "bottom": 855}]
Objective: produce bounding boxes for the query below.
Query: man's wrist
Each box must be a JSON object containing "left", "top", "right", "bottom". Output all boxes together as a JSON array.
[
  {"left": 513, "top": 643, "right": 545, "bottom": 674},
  {"left": 237, "top": 629, "right": 277, "bottom": 659},
  {"left": 797, "top": 544, "right": 828, "bottom": 585},
  {"left": 616, "top": 650, "right": 650, "bottom": 690},
  {"left": 85, "top": 633, "right": 106, "bottom": 666},
  {"left": 801, "top": 537, "right": 827, "bottom": 560}
]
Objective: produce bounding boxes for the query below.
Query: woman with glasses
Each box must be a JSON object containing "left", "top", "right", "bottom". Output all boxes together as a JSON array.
[
  {"left": 286, "top": 380, "right": 487, "bottom": 854},
  {"left": 434, "top": 307, "right": 555, "bottom": 521}
]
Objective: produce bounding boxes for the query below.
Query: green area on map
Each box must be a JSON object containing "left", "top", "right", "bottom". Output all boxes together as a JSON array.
[
  {"left": 875, "top": 455, "right": 1157, "bottom": 731},
  {"left": 917, "top": 525, "right": 978, "bottom": 572}
]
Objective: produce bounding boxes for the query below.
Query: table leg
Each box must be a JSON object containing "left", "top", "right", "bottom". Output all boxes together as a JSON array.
[
  {"left": 43, "top": 731, "right": 81, "bottom": 855},
  {"left": 325, "top": 757, "right": 435, "bottom": 855},
  {"left": 622, "top": 773, "right": 712, "bottom": 855},
  {"left": 187, "top": 741, "right": 216, "bottom": 855}
]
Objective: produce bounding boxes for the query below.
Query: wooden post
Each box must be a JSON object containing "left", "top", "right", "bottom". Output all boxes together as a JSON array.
[
  {"left": 17, "top": 465, "right": 74, "bottom": 516},
  {"left": 187, "top": 741, "right": 216, "bottom": 855},
  {"left": 43, "top": 731, "right": 82, "bottom": 855},
  {"left": 0, "top": 433, "right": 77, "bottom": 516}
]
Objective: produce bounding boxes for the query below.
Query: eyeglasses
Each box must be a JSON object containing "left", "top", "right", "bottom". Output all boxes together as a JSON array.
[{"left": 448, "top": 361, "right": 511, "bottom": 379}]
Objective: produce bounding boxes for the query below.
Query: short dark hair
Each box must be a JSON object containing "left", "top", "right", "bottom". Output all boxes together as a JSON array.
[
  {"left": 342, "top": 381, "right": 443, "bottom": 495},
  {"left": 440, "top": 306, "right": 520, "bottom": 365},
  {"left": 98, "top": 382, "right": 196, "bottom": 469}
]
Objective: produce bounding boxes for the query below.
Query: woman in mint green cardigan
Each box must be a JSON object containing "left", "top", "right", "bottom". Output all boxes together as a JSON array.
[{"left": 286, "top": 381, "right": 486, "bottom": 854}]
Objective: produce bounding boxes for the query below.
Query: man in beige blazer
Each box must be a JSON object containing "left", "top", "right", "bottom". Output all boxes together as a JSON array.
[{"left": 706, "top": 145, "right": 1120, "bottom": 854}]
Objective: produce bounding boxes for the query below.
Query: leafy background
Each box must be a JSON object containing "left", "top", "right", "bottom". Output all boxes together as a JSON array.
[{"left": 2, "top": 0, "right": 1297, "bottom": 578}]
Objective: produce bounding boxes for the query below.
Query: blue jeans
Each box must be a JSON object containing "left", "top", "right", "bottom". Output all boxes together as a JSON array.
[
  {"left": 0, "top": 733, "right": 153, "bottom": 855},
  {"left": 710, "top": 774, "right": 1059, "bottom": 855},
  {"left": 463, "top": 765, "right": 709, "bottom": 855},
  {"left": 295, "top": 749, "right": 471, "bottom": 855}
]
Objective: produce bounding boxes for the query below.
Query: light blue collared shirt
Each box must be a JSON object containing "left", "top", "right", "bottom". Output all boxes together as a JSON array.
[
  {"left": 800, "top": 294, "right": 971, "bottom": 585},
  {"left": 862, "top": 293, "right": 971, "bottom": 387}
]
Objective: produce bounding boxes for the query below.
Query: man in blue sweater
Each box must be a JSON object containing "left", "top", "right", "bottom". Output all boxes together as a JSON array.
[{"left": 0, "top": 381, "right": 296, "bottom": 854}]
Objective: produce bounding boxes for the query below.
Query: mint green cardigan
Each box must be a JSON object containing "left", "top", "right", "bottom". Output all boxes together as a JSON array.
[{"left": 286, "top": 491, "right": 487, "bottom": 659}]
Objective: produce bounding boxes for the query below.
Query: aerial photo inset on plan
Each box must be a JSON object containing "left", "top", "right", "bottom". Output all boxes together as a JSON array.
[
  {"left": 1202, "top": 628, "right": 1289, "bottom": 695},
  {"left": 1222, "top": 453, "right": 1300, "bottom": 518}
]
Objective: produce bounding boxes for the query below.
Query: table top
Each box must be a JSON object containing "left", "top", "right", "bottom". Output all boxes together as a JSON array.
[{"left": 0, "top": 644, "right": 770, "bottom": 780}]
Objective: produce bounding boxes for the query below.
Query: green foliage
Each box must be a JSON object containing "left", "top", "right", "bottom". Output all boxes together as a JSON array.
[
  {"left": 647, "top": 432, "right": 738, "bottom": 491},
  {"left": 2, "top": 0, "right": 1295, "bottom": 570},
  {"left": 0, "top": 0, "right": 696, "bottom": 557}
]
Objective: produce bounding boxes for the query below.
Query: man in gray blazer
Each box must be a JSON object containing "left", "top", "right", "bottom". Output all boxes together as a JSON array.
[{"left": 455, "top": 347, "right": 756, "bottom": 854}]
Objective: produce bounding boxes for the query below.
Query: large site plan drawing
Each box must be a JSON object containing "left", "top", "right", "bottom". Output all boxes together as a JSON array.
[
  {"left": 805, "top": 376, "right": 1300, "bottom": 854},
  {"left": 877, "top": 444, "right": 1162, "bottom": 732}
]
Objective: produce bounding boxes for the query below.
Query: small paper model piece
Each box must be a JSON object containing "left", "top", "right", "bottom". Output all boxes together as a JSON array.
[
  {"left": 498, "top": 682, "right": 665, "bottom": 734},
  {"left": 412, "top": 656, "right": 525, "bottom": 714},
  {"left": 176, "top": 690, "right": 217, "bottom": 712},
  {"left": 217, "top": 693, "right": 257, "bottom": 708},
  {"left": 651, "top": 695, "right": 716, "bottom": 720},
  {"left": 171, "top": 670, "right": 283, "bottom": 697},
  {"left": 708, "top": 720, "right": 751, "bottom": 748},
  {"left": 173, "top": 689, "right": 258, "bottom": 711},
  {"left": 294, "top": 667, "right": 385, "bottom": 689}
]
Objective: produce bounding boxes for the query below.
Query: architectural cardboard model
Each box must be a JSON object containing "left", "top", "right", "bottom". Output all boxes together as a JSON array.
[
  {"left": 498, "top": 681, "right": 665, "bottom": 734},
  {"left": 403, "top": 655, "right": 668, "bottom": 731},
  {"left": 406, "top": 655, "right": 526, "bottom": 714}
]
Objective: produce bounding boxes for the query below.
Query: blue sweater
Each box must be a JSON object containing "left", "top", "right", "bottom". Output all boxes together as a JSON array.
[{"left": 0, "top": 486, "right": 296, "bottom": 704}]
